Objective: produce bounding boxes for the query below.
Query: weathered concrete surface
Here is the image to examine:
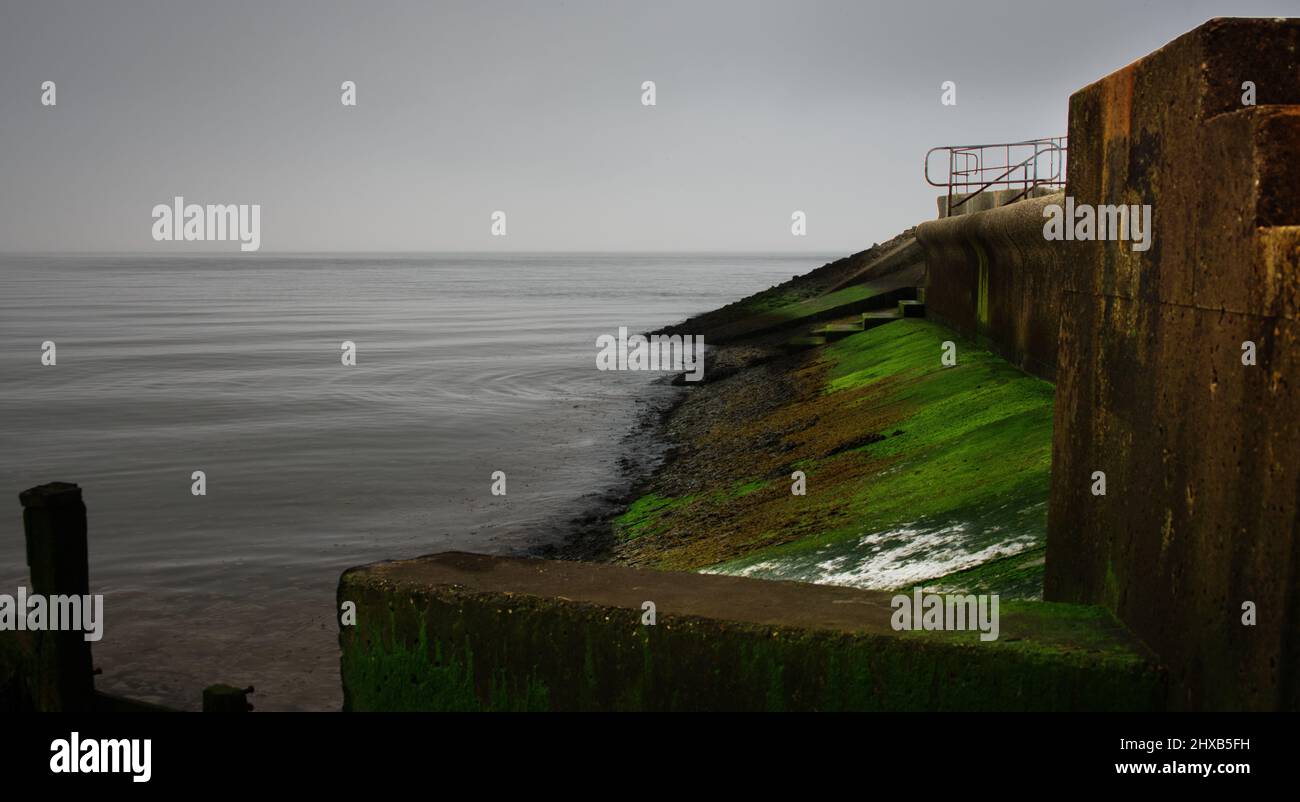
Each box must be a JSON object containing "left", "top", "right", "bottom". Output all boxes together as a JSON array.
[
  {"left": 1044, "top": 17, "right": 1300, "bottom": 711},
  {"left": 655, "top": 228, "right": 920, "bottom": 343},
  {"left": 338, "top": 552, "right": 1165, "bottom": 711},
  {"left": 826, "top": 236, "right": 925, "bottom": 292},
  {"left": 703, "top": 265, "right": 923, "bottom": 343},
  {"left": 937, "top": 186, "right": 1058, "bottom": 218},
  {"left": 916, "top": 192, "right": 1065, "bottom": 380}
]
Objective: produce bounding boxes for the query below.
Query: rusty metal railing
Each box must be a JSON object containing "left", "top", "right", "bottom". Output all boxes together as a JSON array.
[{"left": 924, "top": 137, "right": 1067, "bottom": 215}]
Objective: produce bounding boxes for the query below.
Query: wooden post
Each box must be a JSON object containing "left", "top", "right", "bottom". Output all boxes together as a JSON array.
[{"left": 19, "top": 482, "right": 95, "bottom": 711}]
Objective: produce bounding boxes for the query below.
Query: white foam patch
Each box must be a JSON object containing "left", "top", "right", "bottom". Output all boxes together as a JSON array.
[{"left": 707, "top": 521, "right": 1039, "bottom": 591}]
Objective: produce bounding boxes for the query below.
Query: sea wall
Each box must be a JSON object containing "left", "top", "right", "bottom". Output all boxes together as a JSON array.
[
  {"left": 338, "top": 552, "right": 1164, "bottom": 711},
  {"left": 1043, "top": 17, "right": 1300, "bottom": 711},
  {"left": 915, "top": 192, "right": 1065, "bottom": 380}
]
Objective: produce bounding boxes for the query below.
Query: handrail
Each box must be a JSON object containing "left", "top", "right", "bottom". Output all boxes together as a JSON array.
[{"left": 925, "top": 137, "right": 1067, "bottom": 215}]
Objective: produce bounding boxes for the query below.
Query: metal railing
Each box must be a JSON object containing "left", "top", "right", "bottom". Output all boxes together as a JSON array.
[{"left": 924, "top": 137, "right": 1067, "bottom": 215}]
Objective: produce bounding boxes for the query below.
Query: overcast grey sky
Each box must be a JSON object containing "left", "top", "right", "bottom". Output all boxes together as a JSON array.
[{"left": 0, "top": 0, "right": 1293, "bottom": 253}]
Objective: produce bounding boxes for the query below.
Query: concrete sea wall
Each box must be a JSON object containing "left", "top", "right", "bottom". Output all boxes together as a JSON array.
[
  {"left": 1044, "top": 17, "right": 1300, "bottom": 711},
  {"left": 338, "top": 552, "right": 1163, "bottom": 712},
  {"left": 915, "top": 192, "right": 1065, "bottom": 380}
]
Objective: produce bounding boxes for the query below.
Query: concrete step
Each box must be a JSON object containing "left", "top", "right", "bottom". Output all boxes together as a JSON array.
[
  {"left": 811, "top": 322, "right": 863, "bottom": 341},
  {"left": 861, "top": 309, "right": 903, "bottom": 330},
  {"left": 899, "top": 299, "right": 927, "bottom": 318},
  {"left": 706, "top": 274, "right": 921, "bottom": 343},
  {"left": 784, "top": 334, "right": 827, "bottom": 349}
]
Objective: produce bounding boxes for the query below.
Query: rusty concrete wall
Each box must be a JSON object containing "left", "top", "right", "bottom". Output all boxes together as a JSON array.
[
  {"left": 916, "top": 192, "right": 1065, "bottom": 380},
  {"left": 1044, "top": 17, "right": 1300, "bottom": 711}
]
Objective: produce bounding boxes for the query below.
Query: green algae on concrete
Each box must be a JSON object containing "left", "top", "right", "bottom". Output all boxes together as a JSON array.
[
  {"left": 802, "top": 320, "right": 1055, "bottom": 561},
  {"left": 341, "top": 610, "right": 552, "bottom": 712},
  {"left": 706, "top": 282, "right": 894, "bottom": 341},
  {"left": 923, "top": 545, "right": 1047, "bottom": 600},
  {"left": 618, "top": 318, "right": 1055, "bottom": 590},
  {"left": 656, "top": 231, "right": 921, "bottom": 342},
  {"left": 338, "top": 552, "right": 1165, "bottom": 712}
]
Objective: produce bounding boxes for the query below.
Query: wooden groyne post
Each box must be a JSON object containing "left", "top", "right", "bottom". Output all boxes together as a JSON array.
[{"left": 18, "top": 481, "right": 96, "bottom": 711}]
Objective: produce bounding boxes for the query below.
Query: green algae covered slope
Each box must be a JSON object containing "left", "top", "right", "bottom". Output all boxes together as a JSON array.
[
  {"left": 655, "top": 228, "right": 918, "bottom": 340},
  {"left": 613, "top": 319, "right": 1055, "bottom": 598}
]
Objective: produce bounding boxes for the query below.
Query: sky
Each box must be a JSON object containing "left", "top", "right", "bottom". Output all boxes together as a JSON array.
[{"left": 0, "top": 0, "right": 1295, "bottom": 254}]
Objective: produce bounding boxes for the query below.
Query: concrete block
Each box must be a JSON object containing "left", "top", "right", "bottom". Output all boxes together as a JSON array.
[
  {"left": 338, "top": 552, "right": 1165, "bottom": 712},
  {"left": 1047, "top": 17, "right": 1300, "bottom": 710}
]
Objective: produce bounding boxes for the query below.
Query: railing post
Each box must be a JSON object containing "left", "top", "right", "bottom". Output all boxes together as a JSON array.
[
  {"left": 926, "top": 138, "right": 1068, "bottom": 218},
  {"left": 19, "top": 482, "right": 96, "bottom": 711},
  {"left": 947, "top": 150, "right": 955, "bottom": 215}
]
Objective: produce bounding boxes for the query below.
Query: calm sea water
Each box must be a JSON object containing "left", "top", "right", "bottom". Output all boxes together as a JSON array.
[{"left": 0, "top": 252, "right": 831, "bottom": 710}]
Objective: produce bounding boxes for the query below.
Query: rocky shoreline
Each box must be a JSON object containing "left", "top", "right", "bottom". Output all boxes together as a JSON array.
[
  {"left": 535, "top": 237, "right": 915, "bottom": 563},
  {"left": 534, "top": 377, "right": 685, "bottom": 563}
]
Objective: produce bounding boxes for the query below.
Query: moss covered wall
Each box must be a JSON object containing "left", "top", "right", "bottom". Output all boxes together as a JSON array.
[{"left": 338, "top": 552, "right": 1164, "bottom": 712}]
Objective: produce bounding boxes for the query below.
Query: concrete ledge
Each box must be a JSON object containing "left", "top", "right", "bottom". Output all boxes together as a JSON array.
[
  {"left": 337, "top": 552, "right": 1165, "bottom": 711},
  {"left": 937, "top": 186, "right": 1058, "bottom": 218}
]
